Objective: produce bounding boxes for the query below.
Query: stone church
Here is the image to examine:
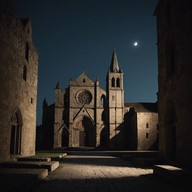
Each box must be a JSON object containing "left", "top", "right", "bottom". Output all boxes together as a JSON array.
[
  {"left": 54, "top": 50, "right": 124, "bottom": 149},
  {"left": 0, "top": 0, "right": 38, "bottom": 161},
  {"left": 37, "top": 50, "right": 158, "bottom": 150}
]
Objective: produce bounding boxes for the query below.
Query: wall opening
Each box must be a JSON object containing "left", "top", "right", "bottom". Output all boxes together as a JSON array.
[
  {"left": 112, "top": 77, "right": 115, "bottom": 87},
  {"left": 101, "top": 95, "right": 105, "bottom": 107},
  {"left": 23, "top": 65, "right": 27, "bottom": 81},
  {"left": 10, "top": 109, "right": 22, "bottom": 155},
  {"left": 116, "top": 78, "right": 120, "bottom": 87},
  {"left": 73, "top": 116, "right": 95, "bottom": 147},
  {"left": 25, "top": 42, "right": 29, "bottom": 60}
]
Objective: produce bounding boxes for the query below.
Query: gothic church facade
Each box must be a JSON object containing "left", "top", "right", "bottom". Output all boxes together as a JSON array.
[
  {"left": 54, "top": 50, "right": 124, "bottom": 149},
  {"left": 38, "top": 50, "right": 158, "bottom": 150}
]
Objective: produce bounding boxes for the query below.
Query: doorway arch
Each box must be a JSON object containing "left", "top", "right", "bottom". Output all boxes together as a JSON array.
[
  {"left": 10, "top": 109, "right": 22, "bottom": 155},
  {"left": 73, "top": 116, "right": 95, "bottom": 147}
]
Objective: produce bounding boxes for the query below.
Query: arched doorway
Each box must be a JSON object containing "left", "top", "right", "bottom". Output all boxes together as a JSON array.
[
  {"left": 10, "top": 109, "right": 22, "bottom": 155},
  {"left": 165, "top": 103, "right": 177, "bottom": 161},
  {"left": 73, "top": 116, "right": 95, "bottom": 147}
]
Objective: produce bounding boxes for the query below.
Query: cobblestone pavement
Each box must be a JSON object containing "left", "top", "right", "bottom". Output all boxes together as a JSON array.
[{"left": 32, "top": 152, "right": 188, "bottom": 192}]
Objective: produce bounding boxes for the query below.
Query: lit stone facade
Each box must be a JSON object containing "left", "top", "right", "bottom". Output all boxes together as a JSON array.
[
  {"left": 38, "top": 50, "right": 158, "bottom": 150},
  {"left": 53, "top": 50, "right": 124, "bottom": 149},
  {"left": 0, "top": 1, "right": 38, "bottom": 161},
  {"left": 155, "top": 0, "right": 192, "bottom": 166},
  {"left": 125, "top": 103, "right": 158, "bottom": 150}
]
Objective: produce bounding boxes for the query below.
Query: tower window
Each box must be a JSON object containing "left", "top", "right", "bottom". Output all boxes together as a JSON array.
[
  {"left": 23, "top": 65, "right": 27, "bottom": 81},
  {"left": 25, "top": 42, "right": 29, "bottom": 61},
  {"left": 83, "top": 79, "right": 85, "bottom": 83},
  {"left": 146, "top": 133, "right": 149, "bottom": 139},
  {"left": 146, "top": 123, "right": 149, "bottom": 128},
  {"left": 101, "top": 95, "right": 105, "bottom": 107},
  {"left": 112, "top": 77, "right": 115, "bottom": 87},
  {"left": 116, "top": 78, "right": 120, "bottom": 87}
]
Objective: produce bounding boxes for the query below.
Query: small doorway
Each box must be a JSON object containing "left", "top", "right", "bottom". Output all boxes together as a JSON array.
[{"left": 10, "top": 109, "right": 22, "bottom": 155}]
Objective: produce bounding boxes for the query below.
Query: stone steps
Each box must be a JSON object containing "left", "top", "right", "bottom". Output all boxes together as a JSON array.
[
  {"left": 18, "top": 157, "right": 51, "bottom": 162},
  {"left": 0, "top": 152, "right": 67, "bottom": 192},
  {"left": 0, "top": 161, "right": 59, "bottom": 171},
  {"left": 35, "top": 152, "right": 67, "bottom": 161},
  {"left": 0, "top": 152, "right": 66, "bottom": 191}
]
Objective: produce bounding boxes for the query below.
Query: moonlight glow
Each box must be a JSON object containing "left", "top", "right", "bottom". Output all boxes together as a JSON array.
[{"left": 133, "top": 41, "right": 138, "bottom": 47}]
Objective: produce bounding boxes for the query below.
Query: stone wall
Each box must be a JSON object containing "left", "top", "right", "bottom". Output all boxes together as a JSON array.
[
  {"left": 124, "top": 103, "right": 158, "bottom": 151},
  {"left": 0, "top": 1, "right": 38, "bottom": 161},
  {"left": 155, "top": 0, "right": 192, "bottom": 166},
  {"left": 137, "top": 112, "right": 158, "bottom": 150}
]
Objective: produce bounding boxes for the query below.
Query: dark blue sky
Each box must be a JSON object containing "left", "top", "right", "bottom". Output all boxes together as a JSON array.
[{"left": 11, "top": 0, "right": 158, "bottom": 124}]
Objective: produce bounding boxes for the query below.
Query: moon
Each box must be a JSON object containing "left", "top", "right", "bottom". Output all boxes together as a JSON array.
[{"left": 133, "top": 41, "right": 138, "bottom": 47}]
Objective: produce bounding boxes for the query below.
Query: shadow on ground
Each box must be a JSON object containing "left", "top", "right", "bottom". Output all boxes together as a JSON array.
[{"left": 32, "top": 173, "right": 190, "bottom": 192}]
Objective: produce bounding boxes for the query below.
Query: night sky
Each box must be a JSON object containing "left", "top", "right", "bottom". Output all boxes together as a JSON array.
[{"left": 11, "top": 0, "right": 158, "bottom": 125}]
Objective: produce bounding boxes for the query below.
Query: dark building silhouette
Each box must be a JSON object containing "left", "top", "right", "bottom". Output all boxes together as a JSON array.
[
  {"left": 155, "top": 0, "right": 192, "bottom": 167},
  {"left": 37, "top": 50, "right": 158, "bottom": 150},
  {"left": 0, "top": 0, "right": 38, "bottom": 161}
]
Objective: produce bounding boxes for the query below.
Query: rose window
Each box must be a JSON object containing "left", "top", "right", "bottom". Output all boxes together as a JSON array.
[{"left": 76, "top": 90, "right": 92, "bottom": 105}]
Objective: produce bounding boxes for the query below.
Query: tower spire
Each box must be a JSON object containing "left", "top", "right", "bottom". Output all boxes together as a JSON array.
[
  {"left": 110, "top": 49, "right": 119, "bottom": 72},
  {"left": 55, "top": 81, "right": 60, "bottom": 89}
]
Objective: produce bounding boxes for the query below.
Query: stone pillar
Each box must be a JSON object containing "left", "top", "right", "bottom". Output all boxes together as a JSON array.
[{"left": 68, "top": 123, "right": 73, "bottom": 147}]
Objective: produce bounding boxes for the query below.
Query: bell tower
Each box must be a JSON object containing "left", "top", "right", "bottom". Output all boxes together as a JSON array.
[{"left": 106, "top": 49, "right": 124, "bottom": 149}]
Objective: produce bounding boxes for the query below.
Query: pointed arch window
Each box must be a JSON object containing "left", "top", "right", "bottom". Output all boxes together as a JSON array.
[
  {"left": 112, "top": 77, "right": 115, "bottom": 87},
  {"left": 25, "top": 42, "right": 29, "bottom": 61},
  {"left": 23, "top": 65, "right": 27, "bottom": 81},
  {"left": 101, "top": 95, "right": 105, "bottom": 107},
  {"left": 116, "top": 78, "right": 120, "bottom": 87}
]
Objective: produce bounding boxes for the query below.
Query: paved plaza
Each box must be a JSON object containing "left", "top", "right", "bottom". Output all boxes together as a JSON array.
[{"left": 31, "top": 151, "right": 191, "bottom": 192}]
